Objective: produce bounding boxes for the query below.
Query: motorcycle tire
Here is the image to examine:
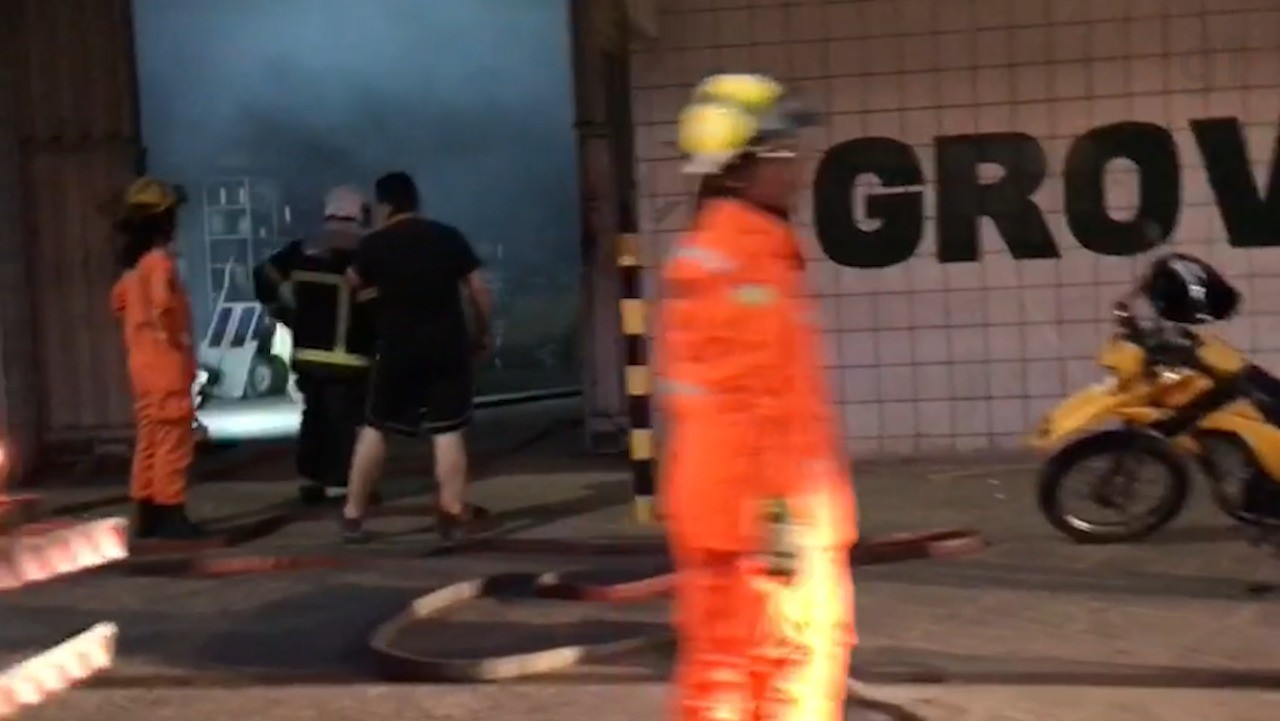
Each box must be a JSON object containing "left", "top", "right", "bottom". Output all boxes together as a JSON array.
[
  {"left": 1197, "top": 431, "right": 1280, "bottom": 528},
  {"left": 1197, "top": 431, "right": 1255, "bottom": 523},
  {"left": 1038, "top": 429, "right": 1191, "bottom": 544}
]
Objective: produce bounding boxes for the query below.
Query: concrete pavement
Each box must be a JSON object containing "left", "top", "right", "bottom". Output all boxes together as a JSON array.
[{"left": 6, "top": 414, "right": 1280, "bottom": 720}]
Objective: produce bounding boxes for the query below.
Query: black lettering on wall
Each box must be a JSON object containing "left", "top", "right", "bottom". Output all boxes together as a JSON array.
[
  {"left": 935, "top": 133, "right": 1056, "bottom": 263},
  {"left": 1191, "top": 117, "right": 1280, "bottom": 248},
  {"left": 1064, "top": 121, "right": 1179, "bottom": 256},
  {"left": 813, "top": 137, "right": 924, "bottom": 268}
]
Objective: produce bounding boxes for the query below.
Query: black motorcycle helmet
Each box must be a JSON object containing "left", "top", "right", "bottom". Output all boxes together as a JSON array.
[{"left": 1140, "top": 252, "right": 1239, "bottom": 325}]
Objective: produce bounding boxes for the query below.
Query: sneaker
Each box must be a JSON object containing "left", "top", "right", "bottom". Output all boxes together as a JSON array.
[
  {"left": 340, "top": 515, "right": 368, "bottom": 544},
  {"left": 436, "top": 504, "right": 493, "bottom": 542}
]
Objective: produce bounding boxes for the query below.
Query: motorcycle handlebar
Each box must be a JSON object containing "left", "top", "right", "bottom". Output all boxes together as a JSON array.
[{"left": 1112, "top": 301, "right": 1204, "bottom": 372}]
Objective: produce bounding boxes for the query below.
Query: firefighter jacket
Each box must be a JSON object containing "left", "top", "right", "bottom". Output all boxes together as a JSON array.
[
  {"left": 655, "top": 197, "right": 858, "bottom": 553},
  {"left": 255, "top": 242, "right": 377, "bottom": 378}
]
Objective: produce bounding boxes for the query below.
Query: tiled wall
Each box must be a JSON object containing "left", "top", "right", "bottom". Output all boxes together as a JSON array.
[{"left": 631, "top": 0, "right": 1280, "bottom": 456}]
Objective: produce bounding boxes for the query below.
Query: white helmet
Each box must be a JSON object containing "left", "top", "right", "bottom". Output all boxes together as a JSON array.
[{"left": 323, "top": 185, "right": 366, "bottom": 221}]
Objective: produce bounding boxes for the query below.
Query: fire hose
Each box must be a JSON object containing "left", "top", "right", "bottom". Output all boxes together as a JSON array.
[{"left": 4, "top": 492, "right": 986, "bottom": 694}]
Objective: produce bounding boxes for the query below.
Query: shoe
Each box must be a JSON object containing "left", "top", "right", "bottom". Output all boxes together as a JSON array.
[
  {"left": 298, "top": 482, "right": 330, "bottom": 505},
  {"left": 131, "top": 500, "right": 157, "bottom": 539},
  {"left": 340, "top": 515, "right": 368, "bottom": 545},
  {"left": 436, "top": 504, "right": 493, "bottom": 542},
  {"left": 149, "top": 504, "right": 207, "bottom": 540}
]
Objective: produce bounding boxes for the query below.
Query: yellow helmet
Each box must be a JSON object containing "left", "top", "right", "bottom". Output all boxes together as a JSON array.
[
  {"left": 120, "top": 177, "right": 185, "bottom": 218},
  {"left": 677, "top": 73, "right": 816, "bottom": 175},
  {"left": 692, "top": 73, "right": 785, "bottom": 113}
]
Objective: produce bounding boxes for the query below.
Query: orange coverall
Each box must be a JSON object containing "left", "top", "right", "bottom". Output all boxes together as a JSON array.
[
  {"left": 657, "top": 198, "right": 858, "bottom": 721},
  {"left": 111, "top": 247, "right": 197, "bottom": 506}
]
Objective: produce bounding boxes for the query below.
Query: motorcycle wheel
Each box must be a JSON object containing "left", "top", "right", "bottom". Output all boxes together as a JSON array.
[
  {"left": 1198, "top": 431, "right": 1280, "bottom": 528},
  {"left": 1038, "top": 430, "right": 1191, "bottom": 544},
  {"left": 1198, "top": 431, "right": 1255, "bottom": 523}
]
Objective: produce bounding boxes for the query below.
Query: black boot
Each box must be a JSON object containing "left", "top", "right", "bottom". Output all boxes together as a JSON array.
[
  {"left": 150, "top": 504, "right": 207, "bottom": 540},
  {"left": 131, "top": 500, "right": 158, "bottom": 539}
]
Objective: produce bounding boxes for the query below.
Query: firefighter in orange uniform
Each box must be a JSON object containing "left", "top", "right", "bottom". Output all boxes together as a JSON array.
[
  {"left": 658, "top": 74, "right": 858, "bottom": 721},
  {"left": 110, "top": 177, "right": 204, "bottom": 539}
]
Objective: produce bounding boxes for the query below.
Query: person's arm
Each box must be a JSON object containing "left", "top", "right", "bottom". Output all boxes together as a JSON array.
[
  {"left": 463, "top": 269, "right": 494, "bottom": 346},
  {"left": 141, "top": 251, "right": 192, "bottom": 351},
  {"left": 345, "top": 266, "right": 364, "bottom": 289},
  {"left": 255, "top": 240, "right": 301, "bottom": 324},
  {"left": 347, "top": 235, "right": 376, "bottom": 289},
  {"left": 452, "top": 229, "right": 492, "bottom": 353}
]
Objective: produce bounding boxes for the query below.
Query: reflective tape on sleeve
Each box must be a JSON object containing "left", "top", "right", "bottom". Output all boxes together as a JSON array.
[
  {"left": 731, "top": 283, "right": 778, "bottom": 305},
  {"left": 668, "top": 246, "right": 738, "bottom": 273}
]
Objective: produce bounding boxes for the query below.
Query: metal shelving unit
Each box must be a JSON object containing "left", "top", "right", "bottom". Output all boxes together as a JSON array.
[{"left": 201, "top": 177, "right": 286, "bottom": 306}]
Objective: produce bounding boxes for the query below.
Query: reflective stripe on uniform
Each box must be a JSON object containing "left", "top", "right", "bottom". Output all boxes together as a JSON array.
[
  {"left": 293, "top": 348, "right": 371, "bottom": 367},
  {"left": 656, "top": 378, "right": 710, "bottom": 397},
  {"left": 668, "top": 245, "right": 739, "bottom": 273},
  {"left": 731, "top": 283, "right": 778, "bottom": 305}
]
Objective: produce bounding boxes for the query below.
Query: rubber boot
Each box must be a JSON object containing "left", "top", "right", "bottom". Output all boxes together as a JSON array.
[
  {"left": 150, "top": 504, "right": 207, "bottom": 540},
  {"left": 131, "top": 500, "right": 158, "bottom": 539}
]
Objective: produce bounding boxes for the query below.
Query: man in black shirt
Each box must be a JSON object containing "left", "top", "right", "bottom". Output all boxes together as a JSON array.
[{"left": 342, "top": 172, "right": 495, "bottom": 542}]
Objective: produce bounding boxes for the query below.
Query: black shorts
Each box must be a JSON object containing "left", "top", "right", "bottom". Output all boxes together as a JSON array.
[{"left": 365, "top": 352, "right": 473, "bottom": 437}]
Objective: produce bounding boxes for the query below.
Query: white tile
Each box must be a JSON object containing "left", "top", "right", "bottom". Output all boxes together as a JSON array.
[
  {"left": 852, "top": 437, "right": 884, "bottom": 455},
  {"left": 1064, "top": 358, "right": 1100, "bottom": 389},
  {"left": 988, "top": 361, "right": 1025, "bottom": 397},
  {"left": 1021, "top": 287, "right": 1059, "bottom": 325},
  {"left": 917, "top": 401, "right": 954, "bottom": 435},
  {"left": 879, "top": 366, "right": 916, "bottom": 401},
  {"left": 914, "top": 363, "right": 953, "bottom": 399},
  {"left": 1024, "top": 359, "right": 1066, "bottom": 396},
  {"left": 955, "top": 400, "right": 992, "bottom": 434},
  {"left": 936, "top": 2, "right": 974, "bottom": 32},
  {"left": 948, "top": 289, "right": 986, "bottom": 325},
  {"left": 876, "top": 329, "right": 914, "bottom": 364},
  {"left": 874, "top": 293, "right": 915, "bottom": 329},
  {"left": 1051, "top": 24, "right": 1091, "bottom": 62},
  {"left": 985, "top": 288, "right": 1023, "bottom": 325},
  {"left": 750, "top": 6, "right": 788, "bottom": 44},
  {"left": 910, "top": 290, "right": 948, "bottom": 327},
  {"left": 986, "top": 325, "right": 1022, "bottom": 359},
  {"left": 843, "top": 367, "right": 881, "bottom": 402},
  {"left": 975, "top": 29, "right": 1012, "bottom": 67},
  {"left": 912, "top": 328, "right": 950, "bottom": 363},
  {"left": 977, "top": 67, "right": 1014, "bottom": 105},
  {"left": 1166, "top": 16, "right": 1205, "bottom": 55},
  {"left": 902, "top": 36, "right": 940, "bottom": 72},
  {"left": 950, "top": 326, "right": 989, "bottom": 361},
  {"left": 845, "top": 403, "right": 882, "bottom": 438},
  {"left": 1022, "top": 324, "right": 1065, "bottom": 360},
  {"left": 839, "top": 330, "right": 879, "bottom": 366},
  {"left": 881, "top": 402, "right": 918, "bottom": 436},
  {"left": 879, "top": 436, "right": 917, "bottom": 455},
  {"left": 990, "top": 398, "right": 1026, "bottom": 433},
  {"left": 1244, "top": 11, "right": 1280, "bottom": 49},
  {"left": 1011, "top": 0, "right": 1049, "bottom": 25}
]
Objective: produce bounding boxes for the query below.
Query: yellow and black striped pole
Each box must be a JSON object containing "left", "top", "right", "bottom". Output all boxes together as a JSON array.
[{"left": 618, "top": 232, "right": 655, "bottom": 524}]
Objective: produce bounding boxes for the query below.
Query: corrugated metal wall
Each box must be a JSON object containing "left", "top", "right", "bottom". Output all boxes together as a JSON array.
[
  {"left": 0, "top": 8, "right": 41, "bottom": 478},
  {"left": 15, "top": 0, "right": 139, "bottom": 445},
  {"left": 574, "top": 0, "right": 631, "bottom": 451}
]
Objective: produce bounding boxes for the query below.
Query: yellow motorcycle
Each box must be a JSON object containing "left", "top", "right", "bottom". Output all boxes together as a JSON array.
[{"left": 1031, "top": 253, "right": 1280, "bottom": 543}]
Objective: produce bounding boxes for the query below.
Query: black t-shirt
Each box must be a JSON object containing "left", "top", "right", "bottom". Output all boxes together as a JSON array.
[{"left": 352, "top": 217, "right": 481, "bottom": 362}]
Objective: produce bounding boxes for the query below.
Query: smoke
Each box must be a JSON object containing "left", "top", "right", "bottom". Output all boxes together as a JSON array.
[{"left": 132, "top": 0, "right": 582, "bottom": 334}]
